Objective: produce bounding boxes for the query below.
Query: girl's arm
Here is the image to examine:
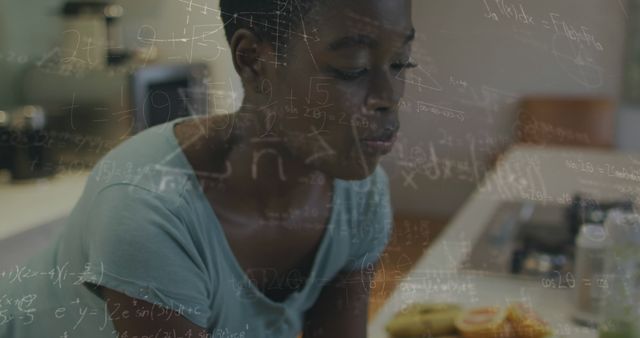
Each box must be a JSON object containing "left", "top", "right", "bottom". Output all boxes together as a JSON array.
[{"left": 99, "top": 286, "right": 210, "bottom": 337}]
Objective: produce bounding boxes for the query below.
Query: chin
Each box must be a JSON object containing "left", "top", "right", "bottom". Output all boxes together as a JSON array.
[{"left": 316, "top": 156, "right": 380, "bottom": 181}]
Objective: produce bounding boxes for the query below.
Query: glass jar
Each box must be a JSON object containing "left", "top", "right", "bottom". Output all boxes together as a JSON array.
[
  {"left": 573, "top": 224, "right": 607, "bottom": 327},
  {"left": 598, "top": 211, "right": 640, "bottom": 338}
]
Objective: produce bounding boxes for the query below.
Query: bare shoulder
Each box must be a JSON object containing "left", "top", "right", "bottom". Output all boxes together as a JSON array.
[
  {"left": 174, "top": 114, "right": 243, "bottom": 172},
  {"left": 174, "top": 114, "right": 241, "bottom": 150}
]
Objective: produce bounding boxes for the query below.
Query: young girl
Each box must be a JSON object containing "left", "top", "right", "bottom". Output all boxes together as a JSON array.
[{"left": 0, "top": 0, "right": 414, "bottom": 336}]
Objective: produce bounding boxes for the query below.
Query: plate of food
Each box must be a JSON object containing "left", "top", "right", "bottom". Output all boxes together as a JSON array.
[{"left": 385, "top": 301, "right": 553, "bottom": 338}]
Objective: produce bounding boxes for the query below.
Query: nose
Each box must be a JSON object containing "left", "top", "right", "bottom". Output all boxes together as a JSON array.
[{"left": 364, "top": 68, "right": 398, "bottom": 115}]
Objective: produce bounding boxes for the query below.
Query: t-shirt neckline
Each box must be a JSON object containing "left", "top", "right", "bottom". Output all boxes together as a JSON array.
[{"left": 164, "top": 115, "right": 341, "bottom": 308}]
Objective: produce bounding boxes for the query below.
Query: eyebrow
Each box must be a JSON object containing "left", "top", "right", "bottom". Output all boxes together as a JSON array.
[{"left": 327, "top": 28, "right": 416, "bottom": 51}]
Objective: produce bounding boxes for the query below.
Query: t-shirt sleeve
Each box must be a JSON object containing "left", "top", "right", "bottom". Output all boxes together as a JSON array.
[
  {"left": 341, "top": 166, "right": 394, "bottom": 272},
  {"left": 79, "top": 183, "right": 211, "bottom": 328}
]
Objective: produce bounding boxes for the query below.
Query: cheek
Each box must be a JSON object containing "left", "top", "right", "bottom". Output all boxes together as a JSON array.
[
  {"left": 320, "top": 84, "right": 370, "bottom": 134},
  {"left": 394, "top": 77, "right": 408, "bottom": 99},
  {"left": 332, "top": 82, "right": 366, "bottom": 112},
  {"left": 274, "top": 76, "right": 373, "bottom": 154},
  {"left": 279, "top": 81, "right": 362, "bottom": 131}
]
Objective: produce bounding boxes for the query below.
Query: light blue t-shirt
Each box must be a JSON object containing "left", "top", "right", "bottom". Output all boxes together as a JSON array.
[{"left": 0, "top": 116, "right": 393, "bottom": 337}]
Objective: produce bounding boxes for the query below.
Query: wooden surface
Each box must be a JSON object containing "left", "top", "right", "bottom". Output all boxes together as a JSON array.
[{"left": 517, "top": 96, "right": 616, "bottom": 148}]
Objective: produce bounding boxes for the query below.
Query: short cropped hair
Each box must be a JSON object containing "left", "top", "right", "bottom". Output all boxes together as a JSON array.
[{"left": 219, "top": 0, "right": 317, "bottom": 49}]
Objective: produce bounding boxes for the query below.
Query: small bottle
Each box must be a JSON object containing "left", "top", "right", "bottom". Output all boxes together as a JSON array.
[
  {"left": 598, "top": 211, "right": 640, "bottom": 338},
  {"left": 573, "top": 223, "right": 607, "bottom": 327}
]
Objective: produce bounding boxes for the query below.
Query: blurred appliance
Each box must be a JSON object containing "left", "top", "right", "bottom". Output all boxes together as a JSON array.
[
  {"left": 130, "top": 63, "right": 209, "bottom": 133},
  {"left": 460, "top": 202, "right": 574, "bottom": 279},
  {"left": 21, "top": 65, "right": 130, "bottom": 166},
  {"left": 461, "top": 195, "right": 634, "bottom": 280},
  {"left": 566, "top": 194, "right": 634, "bottom": 240},
  {"left": 0, "top": 111, "right": 9, "bottom": 172},
  {"left": 517, "top": 97, "right": 616, "bottom": 148},
  {"left": 60, "top": 1, "right": 127, "bottom": 67},
  {"left": 0, "top": 106, "right": 56, "bottom": 181}
]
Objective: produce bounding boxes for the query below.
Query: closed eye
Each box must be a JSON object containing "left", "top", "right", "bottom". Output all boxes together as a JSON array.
[
  {"left": 331, "top": 67, "right": 369, "bottom": 81},
  {"left": 391, "top": 61, "right": 418, "bottom": 70}
]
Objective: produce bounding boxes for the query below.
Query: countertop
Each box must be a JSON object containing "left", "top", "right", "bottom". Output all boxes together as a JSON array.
[
  {"left": 368, "top": 144, "right": 640, "bottom": 338},
  {"left": 0, "top": 170, "right": 90, "bottom": 241}
]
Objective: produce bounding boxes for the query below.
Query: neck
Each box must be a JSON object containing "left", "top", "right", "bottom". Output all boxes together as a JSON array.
[{"left": 206, "top": 106, "right": 334, "bottom": 215}]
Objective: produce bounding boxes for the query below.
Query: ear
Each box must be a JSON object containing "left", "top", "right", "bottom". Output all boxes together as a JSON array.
[{"left": 230, "top": 29, "right": 271, "bottom": 92}]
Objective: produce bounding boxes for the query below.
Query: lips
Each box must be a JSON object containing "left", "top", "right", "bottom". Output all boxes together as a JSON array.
[{"left": 359, "top": 133, "right": 397, "bottom": 156}]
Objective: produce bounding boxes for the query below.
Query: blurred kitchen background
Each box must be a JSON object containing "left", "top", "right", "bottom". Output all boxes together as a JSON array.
[
  {"left": 3, "top": 0, "right": 639, "bottom": 214},
  {"left": 2, "top": 0, "right": 640, "bottom": 332}
]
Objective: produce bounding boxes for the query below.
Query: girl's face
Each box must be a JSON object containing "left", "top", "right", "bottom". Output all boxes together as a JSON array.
[{"left": 264, "top": 0, "right": 414, "bottom": 180}]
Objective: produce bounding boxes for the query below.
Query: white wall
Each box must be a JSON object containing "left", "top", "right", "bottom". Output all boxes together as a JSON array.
[
  {"left": 618, "top": 0, "right": 640, "bottom": 150},
  {"left": 618, "top": 105, "right": 640, "bottom": 150},
  {"left": 382, "top": 0, "right": 628, "bottom": 219}
]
